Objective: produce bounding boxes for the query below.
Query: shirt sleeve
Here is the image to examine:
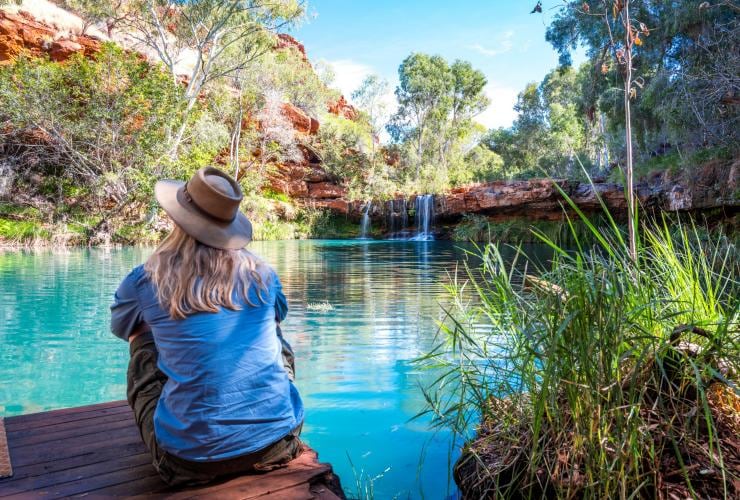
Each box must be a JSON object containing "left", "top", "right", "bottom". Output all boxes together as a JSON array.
[
  {"left": 273, "top": 271, "right": 288, "bottom": 323},
  {"left": 110, "top": 268, "right": 144, "bottom": 342}
]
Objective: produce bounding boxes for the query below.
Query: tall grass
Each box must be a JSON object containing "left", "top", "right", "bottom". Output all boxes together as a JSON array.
[{"left": 418, "top": 210, "right": 739, "bottom": 498}]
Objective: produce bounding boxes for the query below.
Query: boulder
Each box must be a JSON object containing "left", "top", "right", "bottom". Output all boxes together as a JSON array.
[
  {"left": 312, "top": 198, "right": 350, "bottom": 214},
  {"left": 49, "top": 39, "right": 83, "bottom": 61},
  {"left": 328, "top": 95, "right": 358, "bottom": 121},
  {"left": 308, "top": 182, "right": 347, "bottom": 199},
  {"left": 280, "top": 103, "right": 313, "bottom": 135},
  {"left": 305, "top": 167, "right": 330, "bottom": 183}
]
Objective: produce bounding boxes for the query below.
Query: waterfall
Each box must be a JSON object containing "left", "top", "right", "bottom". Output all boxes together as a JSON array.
[
  {"left": 400, "top": 199, "right": 408, "bottom": 231},
  {"left": 411, "top": 194, "right": 434, "bottom": 241},
  {"left": 359, "top": 202, "right": 371, "bottom": 239},
  {"left": 386, "top": 199, "right": 409, "bottom": 239}
]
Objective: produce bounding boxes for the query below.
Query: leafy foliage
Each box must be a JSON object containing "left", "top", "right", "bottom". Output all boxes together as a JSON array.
[
  {"left": 387, "top": 53, "right": 490, "bottom": 191},
  {"left": 545, "top": 0, "right": 739, "bottom": 162},
  {"left": 0, "top": 44, "right": 183, "bottom": 205}
]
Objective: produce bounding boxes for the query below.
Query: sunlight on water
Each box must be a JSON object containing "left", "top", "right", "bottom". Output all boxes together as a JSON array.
[{"left": 0, "top": 241, "right": 549, "bottom": 498}]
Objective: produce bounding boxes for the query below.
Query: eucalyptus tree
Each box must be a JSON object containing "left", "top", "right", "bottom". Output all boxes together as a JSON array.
[
  {"left": 388, "top": 53, "right": 488, "bottom": 188},
  {"left": 546, "top": 0, "right": 738, "bottom": 152},
  {"left": 66, "top": 0, "right": 304, "bottom": 158},
  {"left": 544, "top": 1, "right": 739, "bottom": 259},
  {"left": 131, "top": 0, "right": 304, "bottom": 156},
  {"left": 388, "top": 53, "right": 453, "bottom": 181},
  {"left": 352, "top": 74, "right": 390, "bottom": 165},
  {"left": 481, "top": 65, "right": 592, "bottom": 179}
]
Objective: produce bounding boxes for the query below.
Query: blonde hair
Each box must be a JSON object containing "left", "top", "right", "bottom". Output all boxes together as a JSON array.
[{"left": 144, "top": 225, "right": 269, "bottom": 320}]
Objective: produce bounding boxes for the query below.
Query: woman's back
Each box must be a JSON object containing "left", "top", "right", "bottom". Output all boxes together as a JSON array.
[
  {"left": 113, "top": 167, "right": 304, "bottom": 485},
  {"left": 113, "top": 262, "right": 303, "bottom": 462}
]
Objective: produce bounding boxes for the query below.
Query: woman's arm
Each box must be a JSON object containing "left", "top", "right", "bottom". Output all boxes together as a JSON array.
[
  {"left": 273, "top": 271, "right": 295, "bottom": 380},
  {"left": 111, "top": 268, "right": 145, "bottom": 342}
]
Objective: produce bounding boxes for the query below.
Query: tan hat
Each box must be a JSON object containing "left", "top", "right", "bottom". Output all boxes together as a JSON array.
[{"left": 154, "top": 167, "right": 252, "bottom": 250}]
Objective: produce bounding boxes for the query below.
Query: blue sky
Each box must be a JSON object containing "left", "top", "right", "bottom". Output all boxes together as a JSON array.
[{"left": 292, "top": 0, "right": 584, "bottom": 129}]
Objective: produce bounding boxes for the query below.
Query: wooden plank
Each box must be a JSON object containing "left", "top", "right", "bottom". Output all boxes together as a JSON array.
[
  {"left": 309, "top": 483, "right": 344, "bottom": 500},
  {"left": 164, "top": 458, "right": 332, "bottom": 500},
  {"left": 130, "top": 466, "right": 329, "bottom": 500},
  {"left": 1, "top": 402, "right": 345, "bottom": 499},
  {"left": 2, "top": 463, "right": 159, "bottom": 499},
  {"left": 191, "top": 467, "right": 331, "bottom": 500},
  {"left": 257, "top": 483, "right": 313, "bottom": 499},
  {"left": 8, "top": 410, "right": 134, "bottom": 442},
  {"left": 5, "top": 402, "right": 130, "bottom": 432},
  {"left": 0, "top": 453, "right": 151, "bottom": 497},
  {"left": 78, "top": 473, "right": 169, "bottom": 497},
  {"left": 0, "top": 419, "right": 11, "bottom": 479},
  {"left": 9, "top": 416, "right": 136, "bottom": 449},
  {"left": 8, "top": 428, "right": 143, "bottom": 468},
  {"left": 0, "top": 439, "right": 147, "bottom": 482},
  {"left": 6, "top": 401, "right": 128, "bottom": 425}
]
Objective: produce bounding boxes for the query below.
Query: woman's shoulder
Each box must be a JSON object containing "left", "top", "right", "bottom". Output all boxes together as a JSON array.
[{"left": 121, "top": 264, "right": 150, "bottom": 290}]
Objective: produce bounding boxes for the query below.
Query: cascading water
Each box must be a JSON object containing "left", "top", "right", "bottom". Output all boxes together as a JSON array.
[
  {"left": 411, "top": 194, "right": 434, "bottom": 241},
  {"left": 358, "top": 202, "right": 371, "bottom": 239},
  {"left": 386, "top": 199, "right": 409, "bottom": 239}
]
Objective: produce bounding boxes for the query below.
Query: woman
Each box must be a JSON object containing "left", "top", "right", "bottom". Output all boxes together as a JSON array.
[{"left": 110, "top": 167, "right": 303, "bottom": 486}]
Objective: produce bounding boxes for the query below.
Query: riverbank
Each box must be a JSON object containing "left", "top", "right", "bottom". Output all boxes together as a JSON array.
[{"left": 0, "top": 200, "right": 359, "bottom": 247}]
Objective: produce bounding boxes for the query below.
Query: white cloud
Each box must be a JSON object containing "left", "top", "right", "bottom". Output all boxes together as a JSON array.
[
  {"left": 467, "top": 30, "right": 515, "bottom": 57},
  {"left": 475, "top": 83, "right": 519, "bottom": 129}
]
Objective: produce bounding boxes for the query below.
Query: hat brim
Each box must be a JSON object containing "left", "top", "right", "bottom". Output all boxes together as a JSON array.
[{"left": 154, "top": 180, "right": 252, "bottom": 250}]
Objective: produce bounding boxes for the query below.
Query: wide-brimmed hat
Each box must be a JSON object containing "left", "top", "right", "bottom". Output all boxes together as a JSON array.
[{"left": 154, "top": 167, "right": 252, "bottom": 250}]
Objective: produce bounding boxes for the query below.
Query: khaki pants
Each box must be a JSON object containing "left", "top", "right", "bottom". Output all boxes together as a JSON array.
[{"left": 126, "top": 332, "right": 302, "bottom": 487}]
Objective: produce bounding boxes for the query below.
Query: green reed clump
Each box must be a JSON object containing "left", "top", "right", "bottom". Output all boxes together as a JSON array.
[{"left": 418, "top": 212, "right": 739, "bottom": 498}]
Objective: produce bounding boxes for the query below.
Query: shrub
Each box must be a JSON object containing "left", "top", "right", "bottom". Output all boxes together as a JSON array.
[{"left": 0, "top": 44, "right": 183, "bottom": 200}]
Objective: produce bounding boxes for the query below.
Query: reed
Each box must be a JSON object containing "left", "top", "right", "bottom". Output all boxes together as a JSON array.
[{"left": 417, "top": 206, "right": 739, "bottom": 498}]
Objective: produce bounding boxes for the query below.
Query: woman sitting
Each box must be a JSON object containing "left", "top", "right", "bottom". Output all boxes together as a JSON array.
[{"left": 110, "top": 167, "right": 303, "bottom": 486}]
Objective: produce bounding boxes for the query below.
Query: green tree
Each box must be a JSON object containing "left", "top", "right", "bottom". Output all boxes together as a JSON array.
[
  {"left": 546, "top": 0, "right": 739, "bottom": 156},
  {"left": 388, "top": 53, "right": 453, "bottom": 181},
  {"left": 388, "top": 53, "right": 489, "bottom": 190},
  {"left": 67, "top": 0, "right": 304, "bottom": 157},
  {"left": 352, "top": 74, "right": 389, "bottom": 166},
  {"left": 481, "top": 65, "right": 593, "bottom": 179}
]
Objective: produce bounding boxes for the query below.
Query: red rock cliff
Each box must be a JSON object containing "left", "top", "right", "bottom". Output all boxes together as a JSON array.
[{"left": 0, "top": 10, "right": 100, "bottom": 63}]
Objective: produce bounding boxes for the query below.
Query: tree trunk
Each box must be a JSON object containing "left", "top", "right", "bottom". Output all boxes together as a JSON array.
[{"left": 624, "top": 1, "right": 637, "bottom": 261}]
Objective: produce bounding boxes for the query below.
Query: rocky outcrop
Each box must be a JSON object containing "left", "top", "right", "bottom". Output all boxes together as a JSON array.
[
  {"left": 276, "top": 33, "right": 308, "bottom": 63},
  {"left": 280, "top": 103, "right": 320, "bottom": 135},
  {"left": 328, "top": 95, "right": 358, "bottom": 121},
  {"left": 646, "top": 159, "right": 739, "bottom": 211},
  {"left": 0, "top": 10, "right": 100, "bottom": 63},
  {"left": 341, "top": 161, "right": 739, "bottom": 232},
  {"left": 0, "top": 2, "right": 355, "bottom": 211}
]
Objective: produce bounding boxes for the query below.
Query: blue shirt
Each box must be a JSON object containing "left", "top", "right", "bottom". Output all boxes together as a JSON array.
[{"left": 110, "top": 263, "right": 303, "bottom": 462}]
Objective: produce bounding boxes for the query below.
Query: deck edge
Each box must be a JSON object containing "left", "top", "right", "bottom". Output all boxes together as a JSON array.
[{"left": 0, "top": 418, "right": 12, "bottom": 479}]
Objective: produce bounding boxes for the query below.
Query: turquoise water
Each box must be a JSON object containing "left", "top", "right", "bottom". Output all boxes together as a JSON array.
[{"left": 0, "top": 241, "right": 542, "bottom": 498}]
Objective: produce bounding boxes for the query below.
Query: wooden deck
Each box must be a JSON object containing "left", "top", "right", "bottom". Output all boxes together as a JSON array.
[{"left": 0, "top": 401, "right": 344, "bottom": 499}]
